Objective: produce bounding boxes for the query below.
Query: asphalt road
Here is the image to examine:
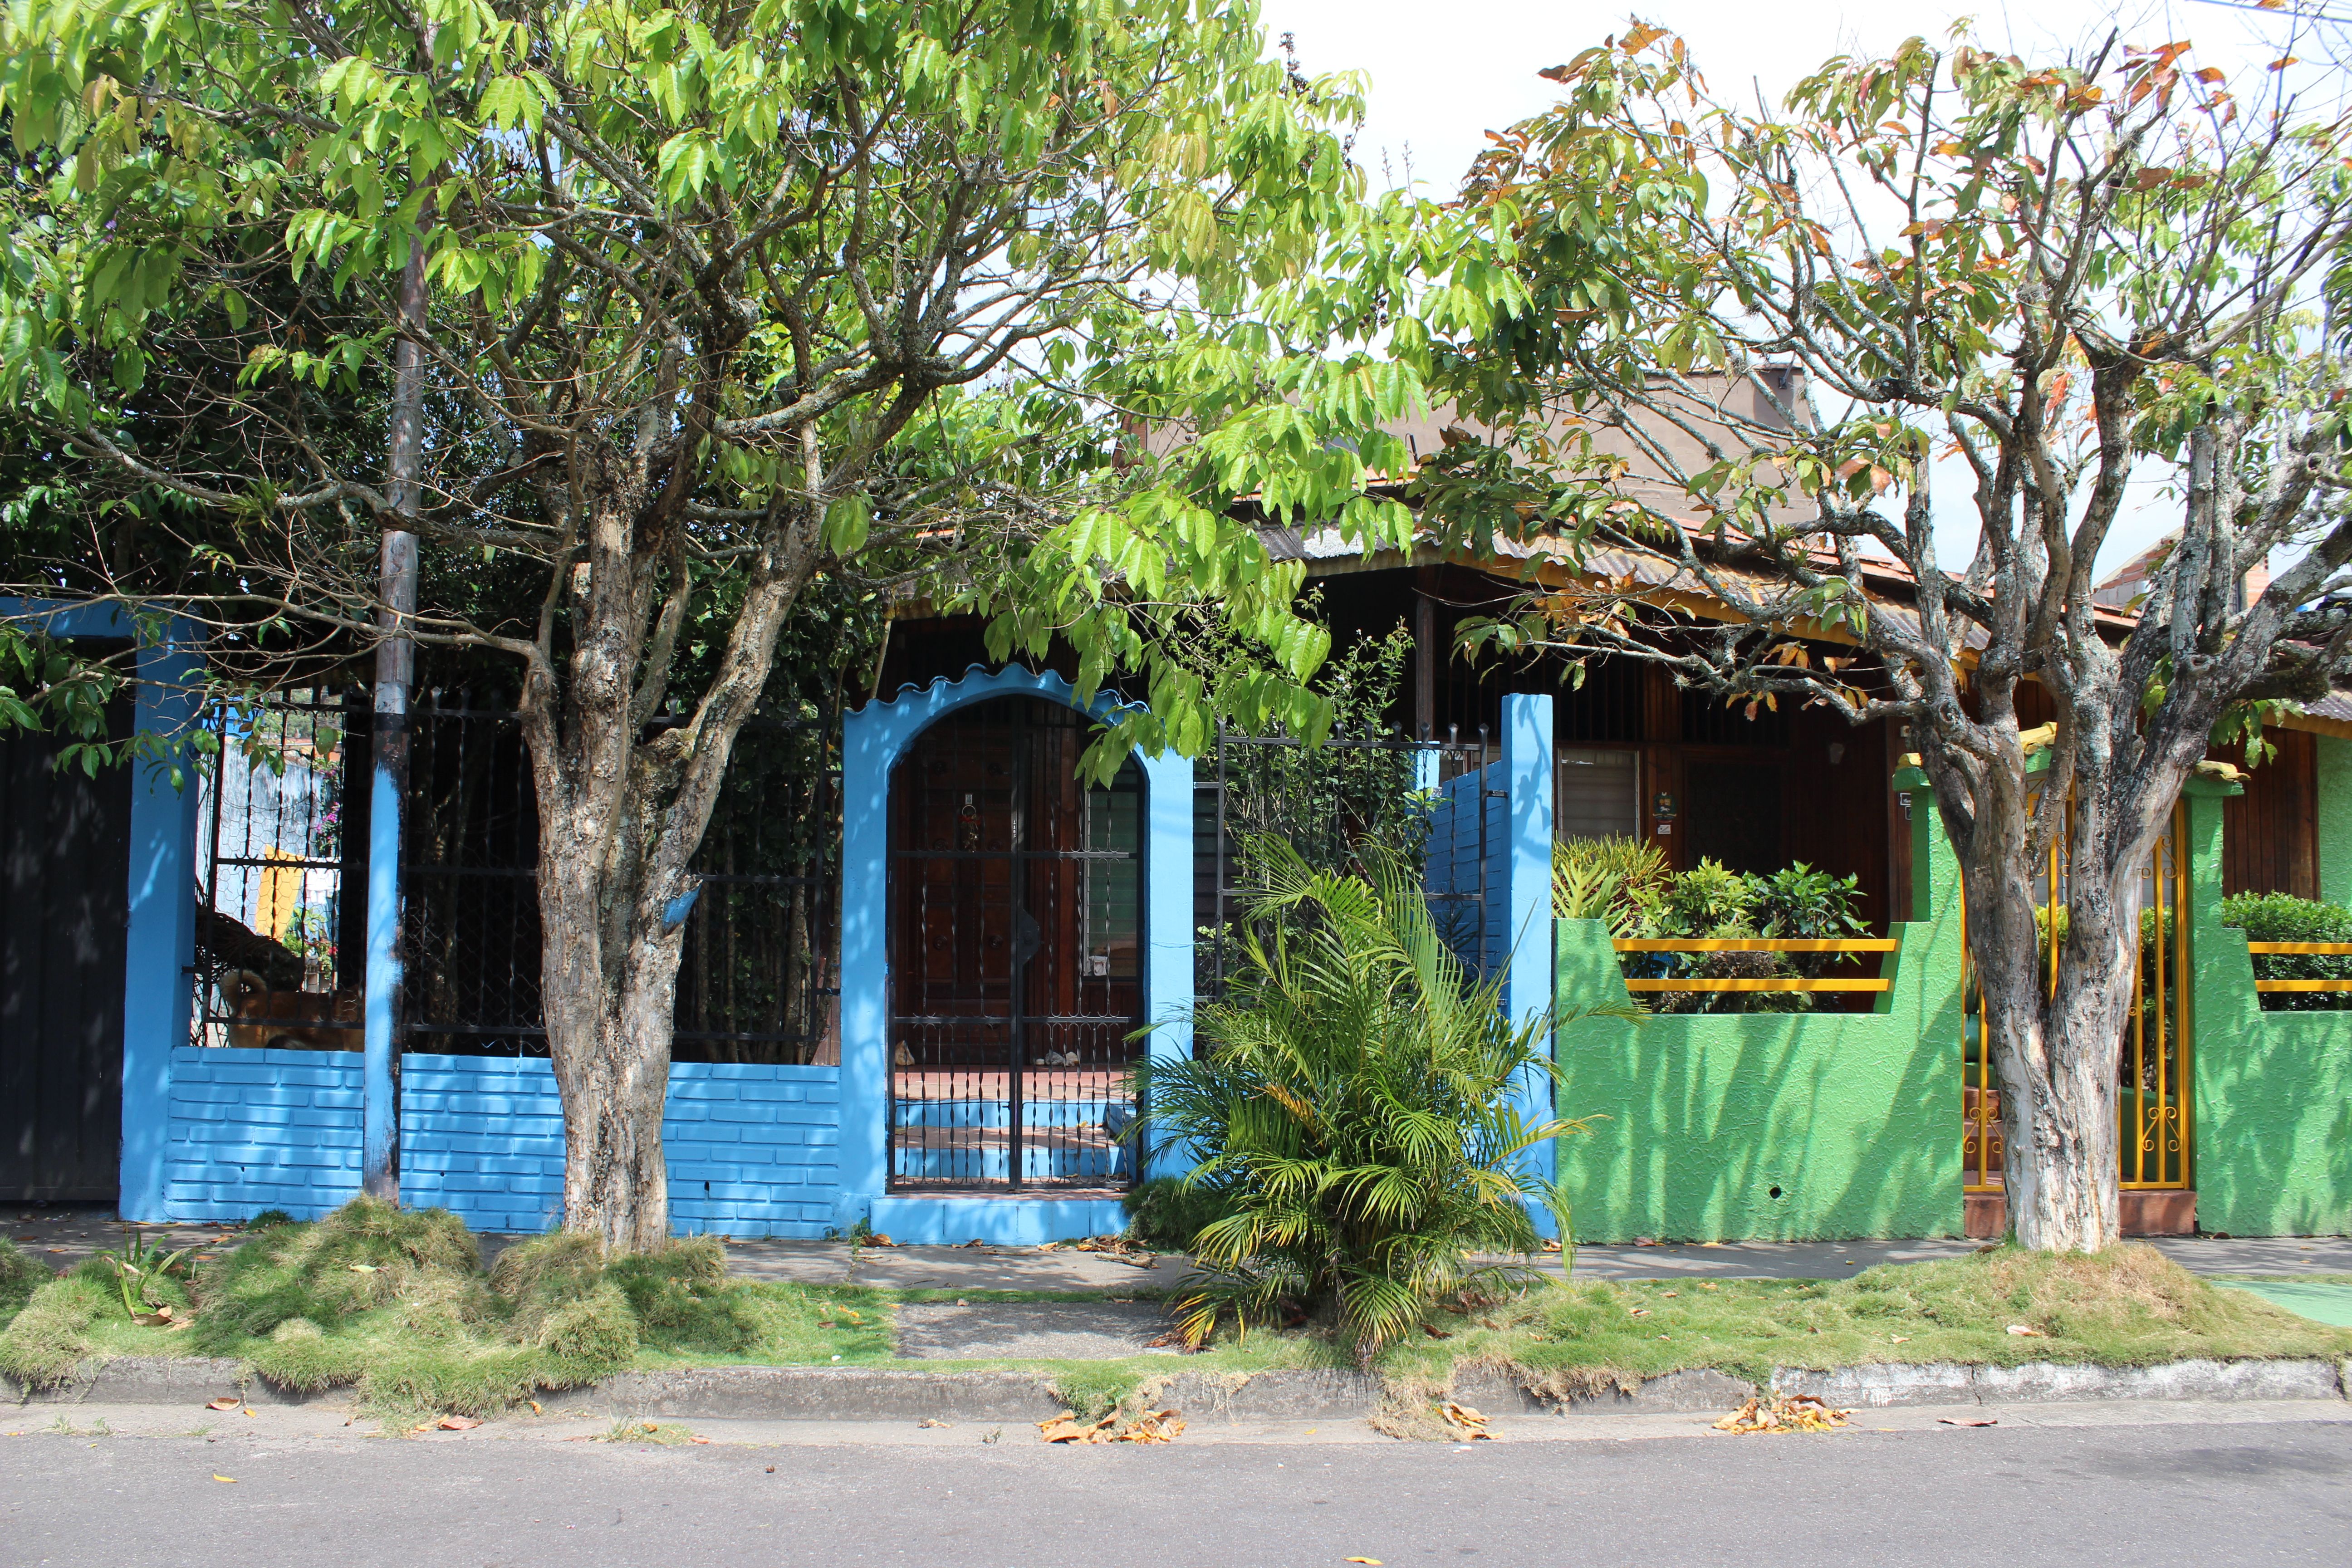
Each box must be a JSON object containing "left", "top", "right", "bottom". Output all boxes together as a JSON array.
[{"left": 5, "top": 1417, "right": 2351, "bottom": 1568}]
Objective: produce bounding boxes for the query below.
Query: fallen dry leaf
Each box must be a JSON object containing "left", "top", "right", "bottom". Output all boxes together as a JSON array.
[
  {"left": 211, "top": 1475, "right": 236, "bottom": 1484},
  {"left": 1939, "top": 1417, "right": 1999, "bottom": 1427},
  {"left": 1037, "top": 1408, "right": 1186, "bottom": 1445},
  {"left": 205, "top": 1398, "right": 240, "bottom": 1412},
  {"left": 1346, "top": 1559, "right": 1384, "bottom": 1564},
  {"left": 1421, "top": 1324, "right": 1453, "bottom": 1340},
  {"left": 2005, "top": 1324, "right": 2046, "bottom": 1338},
  {"left": 917, "top": 1418, "right": 952, "bottom": 1429},
  {"left": 1038, "top": 1411, "right": 1116, "bottom": 1444},
  {"left": 1440, "top": 1401, "right": 1494, "bottom": 1439},
  {"left": 1628, "top": 1308, "right": 1651, "bottom": 1318},
  {"left": 1713, "top": 1395, "right": 1852, "bottom": 1435},
  {"left": 1890, "top": 1336, "right": 1911, "bottom": 1344},
  {"left": 436, "top": 1415, "right": 482, "bottom": 1431},
  {"left": 690, "top": 1436, "right": 712, "bottom": 1445}
]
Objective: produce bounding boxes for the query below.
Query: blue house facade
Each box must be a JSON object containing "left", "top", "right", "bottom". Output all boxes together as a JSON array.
[{"left": 6, "top": 611, "right": 1551, "bottom": 1246}]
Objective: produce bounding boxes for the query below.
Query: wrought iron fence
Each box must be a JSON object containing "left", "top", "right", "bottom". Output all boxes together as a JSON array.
[
  {"left": 402, "top": 693, "right": 843, "bottom": 1062},
  {"left": 190, "top": 687, "right": 842, "bottom": 1063},
  {"left": 1195, "top": 724, "right": 1491, "bottom": 1003},
  {"left": 191, "top": 690, "right": 363, "bottom": 1051}
]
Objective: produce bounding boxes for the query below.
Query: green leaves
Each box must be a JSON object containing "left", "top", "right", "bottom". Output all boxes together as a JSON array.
[
  {"left": 1142, "top": 839, "right": 1601, "bottom": 1359},
  {"left": 821, "top": 491, "right": 870, "bottom": 557}
]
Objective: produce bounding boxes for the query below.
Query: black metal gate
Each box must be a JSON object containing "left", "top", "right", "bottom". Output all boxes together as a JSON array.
[
  {"left": 1, "top": 684, "right": 131, "bottom": 1200},
  {"left": 887, "top": 696, "right": 1143, "bottom": 1190}
]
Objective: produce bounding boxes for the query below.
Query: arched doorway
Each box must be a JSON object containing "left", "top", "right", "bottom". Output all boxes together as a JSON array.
[{"left": 887, "top": 695, "right": 1143, "bottom": 1189}]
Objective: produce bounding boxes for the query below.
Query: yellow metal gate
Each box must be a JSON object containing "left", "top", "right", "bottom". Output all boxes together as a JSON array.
[{"left": 1961, "top": 800, "right": 2191, "bottom": 1194}]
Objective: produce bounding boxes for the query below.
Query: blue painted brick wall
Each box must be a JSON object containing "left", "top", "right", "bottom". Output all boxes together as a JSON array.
[
  {"left": 165, "top": 1047, "right": 365, "bottom": 1221},
  {"left": 397, "top": 1054, "right": 569, "bottom": 1235},
  {"left": 165, "top": 1050, "right": 844, "bottom": 1237}
]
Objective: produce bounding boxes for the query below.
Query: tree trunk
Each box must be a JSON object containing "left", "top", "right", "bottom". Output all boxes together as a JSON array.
[
  {"left": 514, "top": 453, "right": 824, "bottom": 1250},
  {"left": 1974, "top": 937, "right": 2127, "bottom": 1252},
  {"left": 1949, "top": 755, "right": 2169, "bottom": 1253},
  {"left": 537, "top": 843, "right": 688, "bottom": 1252}
]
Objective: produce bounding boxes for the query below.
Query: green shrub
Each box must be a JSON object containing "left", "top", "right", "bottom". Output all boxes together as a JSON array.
[
  {"left": 1121, "top": 1176, "right": 1240, "bottom": 1251},
  {"left": 1141, "top": 839, "right": 1614, "bottom": 1365},
  {"left": 2220, "top": 892, "right": 2352, "bottom": 1011},
  {"left": 1556, "top": 839, "right": 1868, "bottom": 1013},
  {"left": 1551, "top": 836, "right": 1670, "bottom": 928}
]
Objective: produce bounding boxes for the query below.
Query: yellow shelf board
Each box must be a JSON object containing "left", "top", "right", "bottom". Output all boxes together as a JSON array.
[
  {"left": 1622, "top": 978, "right": 1894, "bottom": 992},
  {"left": 1610, "top": 938, "right": 1899, "bottom": 953}
]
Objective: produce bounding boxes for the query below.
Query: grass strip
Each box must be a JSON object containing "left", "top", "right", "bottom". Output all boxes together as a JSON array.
[{"left": 6, "top": 1212, "right": 2342, "bottom": 1428}]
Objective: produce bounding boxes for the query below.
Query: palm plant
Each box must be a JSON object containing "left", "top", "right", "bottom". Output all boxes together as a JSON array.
[{"left": 1138, "top": 839, "right": 1610, "bottom": 1366}]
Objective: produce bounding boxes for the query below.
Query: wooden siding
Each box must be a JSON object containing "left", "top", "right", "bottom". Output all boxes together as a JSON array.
[{"left": 2222, "top": 727, "right": 2320, "bottom": 899}]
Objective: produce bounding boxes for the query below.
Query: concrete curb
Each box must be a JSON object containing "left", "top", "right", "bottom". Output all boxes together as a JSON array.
[
  {"left": 8, "top": 1356, "right": 2346, "bottom": 1421},
  {"left": 1773, "top": 1357, "right": 2350, "bottom": 1408},
  {"left": 2, "top": 1357, "right": 330, "bottom": 1408}
]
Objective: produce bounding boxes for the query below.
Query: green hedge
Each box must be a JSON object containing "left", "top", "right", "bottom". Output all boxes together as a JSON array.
[{"left": 2217, "top": 892, "right": 2352, "bottom": 1011}]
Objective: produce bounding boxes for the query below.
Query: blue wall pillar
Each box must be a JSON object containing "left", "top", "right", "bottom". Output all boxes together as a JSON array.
[
  {"left": 0, "top": 600, "right": 201, "bottom": 1222},
  {"left": 1500, "top": 692, "right": 1556, "bottom": 1234},
  {"left": 121, "top": 629, "right": 203, "bottom": 1222}
]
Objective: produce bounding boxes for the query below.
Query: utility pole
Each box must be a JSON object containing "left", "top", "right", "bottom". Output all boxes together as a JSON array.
[{"left": 363, "top": 226, "right": 428, "bottom": 1202}]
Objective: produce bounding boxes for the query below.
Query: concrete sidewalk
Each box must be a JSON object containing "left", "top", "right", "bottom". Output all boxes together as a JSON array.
[{"left": 9, "top": 1206, "right": 2350, "bottom": 1293}]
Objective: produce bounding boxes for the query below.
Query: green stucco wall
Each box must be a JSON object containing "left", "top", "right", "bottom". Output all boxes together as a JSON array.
[
  {"left": 1553, "top": 799, "right": 1967, "bottom": 1244},
  {"left": 2318, "top": 735, "right": 2352, "bottom": 906},
  {"left": 2185, "top": 784, "right": 2352, "bottom": 1237}
]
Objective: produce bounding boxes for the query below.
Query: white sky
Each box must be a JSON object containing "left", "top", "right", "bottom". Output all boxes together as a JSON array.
[{"left": 1258, "top": 0, "right": 2335, "bottom": 578}]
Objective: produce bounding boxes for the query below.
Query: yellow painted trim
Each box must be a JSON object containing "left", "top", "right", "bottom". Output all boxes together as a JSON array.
[
  {"left": 2252, "top": 980, "right": 2352, "bottom": 992},
  {"left": 2245, "top": 942, "right": 2352, "bottom": 955},
  {"left": 1622, "top": 977, "right": 1894, "bottom": 992},
  {"left": 1611, "top": 938, "right": 1899, "bottom": 952}
]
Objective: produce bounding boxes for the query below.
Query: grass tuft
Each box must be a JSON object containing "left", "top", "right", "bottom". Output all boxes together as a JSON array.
[
  {"left": 192, "top": 1195, "right": 481, "bottom": 1346},
  {"left": 1362, "top": 1243, "right": 2352, "bottom": 1395},
  {"left": 0, "top": 1238, "right": 50, "bottom": 1325},
  {"left": 0, "top": 1275, "right": 108, "bottom": 1388}
]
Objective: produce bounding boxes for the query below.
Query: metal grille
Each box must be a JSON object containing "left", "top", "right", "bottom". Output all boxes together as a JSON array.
[
  {"left": 401, "top": 693, "right": 842, "bottom": 1062},
  {"left": 191, "top": 691, "right": 362, "bottom": 1051},
  {"left": 887, "top": 696, "right": 1141, "bottom": 1191},
  {"left": 1961, "top": 799, "right": 2192, "bottom": 1194},
  {"left": 1196, "top": 724, "right": 1490, "bottom": 1002}
]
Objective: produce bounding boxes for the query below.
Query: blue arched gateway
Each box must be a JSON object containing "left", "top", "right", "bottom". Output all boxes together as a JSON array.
[{"left": 835, "top": 666, "right": 1194, "bottom": 1245}]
